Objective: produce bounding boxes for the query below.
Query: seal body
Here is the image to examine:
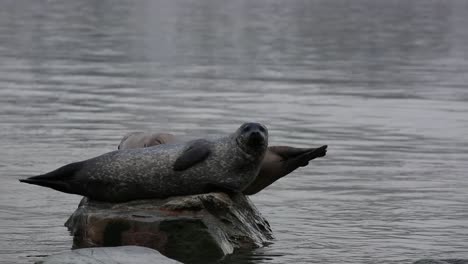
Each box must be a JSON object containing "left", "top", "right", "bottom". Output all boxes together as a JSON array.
[
  {"left": 20, "top": 123, "right": 268, "bottom": 202},
  {"left": 118, "top": 132, "right": 176, "bottom": 150},
  {"left": 119, "top": 132, "right": 327, "bottom": 195}
]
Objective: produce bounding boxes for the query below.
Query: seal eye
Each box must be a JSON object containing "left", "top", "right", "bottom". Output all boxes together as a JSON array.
[
  {"left": 258, "top": 126, "right": 265, "bottom": 133},
  {"left": 242, "top": 126, "right": 251, "bottom": 133}
]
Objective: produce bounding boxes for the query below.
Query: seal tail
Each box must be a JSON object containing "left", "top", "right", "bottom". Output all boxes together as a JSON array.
[{"left": 19, "top": 162, "right": 83, "bottom": 194}]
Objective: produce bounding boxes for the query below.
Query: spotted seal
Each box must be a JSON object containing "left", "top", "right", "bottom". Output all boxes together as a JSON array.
[
  {"left": 119, "top": 132, "right": 327, "bottom": 195},
  {"left": 20, "top": 123, "right": 268, "bottom": 202}
]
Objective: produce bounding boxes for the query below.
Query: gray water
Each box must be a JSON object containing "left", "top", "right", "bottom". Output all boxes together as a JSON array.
[{"left": 1, "top": 0, "right": 468, "bottom": 263}]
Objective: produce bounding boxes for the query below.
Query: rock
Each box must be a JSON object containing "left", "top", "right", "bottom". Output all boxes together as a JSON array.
[
  {"left": 36, "top": 246, "right": 181, "bottom": 264},
  {"left": 65, "top": 193, "right": 273, "bottom": 263},
  {"left": 413, "top": 260, "right": 468, "bottom": 264}
]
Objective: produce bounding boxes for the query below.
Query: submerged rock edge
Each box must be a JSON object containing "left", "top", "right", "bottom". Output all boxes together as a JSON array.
[{"left": 36, "top": 245, "right": 181, "bottom": 264}]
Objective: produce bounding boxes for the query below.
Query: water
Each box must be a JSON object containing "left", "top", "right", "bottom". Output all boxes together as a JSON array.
[{"left": 1, "top": 0, "right": 468, "bottom": 263}]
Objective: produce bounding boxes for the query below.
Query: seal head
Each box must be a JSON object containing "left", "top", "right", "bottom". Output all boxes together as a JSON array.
[{"left": 234, "top": 122, "right": 268, "bottom": 157}]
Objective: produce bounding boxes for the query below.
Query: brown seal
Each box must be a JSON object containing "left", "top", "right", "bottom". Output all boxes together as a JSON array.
[
  {"left": 119, "top": 132, "right": 327, "bottom": 195},
  {"left": 118, "top": 132, "right": 176, "bottom": 149}
]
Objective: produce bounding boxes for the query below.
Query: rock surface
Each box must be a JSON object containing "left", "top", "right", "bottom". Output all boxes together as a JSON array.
[
  {"left": 36, "top": 246, "right": 181, "bottom": 264},
  {"left": 413, "top": 260, "right": 468, "bottom": 264},
  {"left": 65, "top": 192, "right": 273, "bottom": 263}
]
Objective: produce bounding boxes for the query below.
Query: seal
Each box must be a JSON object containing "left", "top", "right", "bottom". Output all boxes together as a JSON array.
[
  {"left": 19, "top": 123, "right": 268, "bottom": 202},
  {"left": 118, "top": 132, "right": 176, "bottom": 150},
  {"left": 119, "top": 132, "right": 327, "bottom": 195}
]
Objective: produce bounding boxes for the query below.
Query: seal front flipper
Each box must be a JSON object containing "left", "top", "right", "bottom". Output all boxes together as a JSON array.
[
  {"left": 19, "top": 162, "right": 83, "bottom": 195},
  {"left": 173, "top": 139, "right": 211, "bottom": 171}
]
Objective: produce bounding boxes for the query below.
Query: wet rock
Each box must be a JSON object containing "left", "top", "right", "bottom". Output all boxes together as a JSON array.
[
  {"left": 413, "top": 260, "right": 468, "bottom": 264},
  {"left": 65, "top": 193, "right": 273, "bottom": 263},
  {"left": 36, "top": 246, "right": 180, "bottom": 264}
]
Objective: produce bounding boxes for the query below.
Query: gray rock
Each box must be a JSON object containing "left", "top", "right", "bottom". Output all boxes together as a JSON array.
[
  {"left": 413, "top": 260, "right": 468, "bottom": 264},
  {"left": 37, "top": 246, "right": 180, "bottom": 264},
  {"left": 65, "top": 192, "right": 273, "bottom": 263}
]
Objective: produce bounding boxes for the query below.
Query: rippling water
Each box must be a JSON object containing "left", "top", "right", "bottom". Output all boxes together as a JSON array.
[{"left": 1, "top": 1, "right": 468, "bottom": 263}]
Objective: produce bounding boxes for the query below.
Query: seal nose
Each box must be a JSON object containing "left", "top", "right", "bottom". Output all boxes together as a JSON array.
[
  {"left": 250, "top": 131, "right": 262, "bottom": 140},
  {"left": 251, "top": 130, "right": 261, "bottom": 136},
  {"left": 246, "top": 126, "right": 265, "bottom": 146}
]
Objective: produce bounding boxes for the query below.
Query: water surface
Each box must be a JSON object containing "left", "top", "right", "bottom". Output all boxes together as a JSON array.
[{"left": 1, "top": 0, "right": 468, "bottom": 263}]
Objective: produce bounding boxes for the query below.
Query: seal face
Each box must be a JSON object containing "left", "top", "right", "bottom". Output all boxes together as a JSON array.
[
  {"left": 20, "top": 123, "right": 268, "bottom": 202},
  {"left": 235, "top": 123, "right": 268, "bottom": 155}
]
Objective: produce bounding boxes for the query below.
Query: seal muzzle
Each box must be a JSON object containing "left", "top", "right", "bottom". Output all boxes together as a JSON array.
[{"left": 241, "top": 123, "right": 268, "bottom": 147}]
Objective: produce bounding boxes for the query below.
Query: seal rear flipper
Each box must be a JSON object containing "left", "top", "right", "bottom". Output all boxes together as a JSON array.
[
  {"left": 19, "top": 178, "right": 72, "bottom": 194},
  {"left": 19, "top": 161, "right": 83, "bottom": 195},
  {"left": 285, "top": 145, "right": 328, "bottom": 169},
  {"left": 173, "top": 139, "right": 211, "bottom": 171},
  {"left": 269, "top": 145, "right": 326, "bottom": 159}
]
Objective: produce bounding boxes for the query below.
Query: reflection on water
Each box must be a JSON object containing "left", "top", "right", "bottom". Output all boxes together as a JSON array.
[{"left": 1, "top": 0, "right": 468, "bottom": 263}]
